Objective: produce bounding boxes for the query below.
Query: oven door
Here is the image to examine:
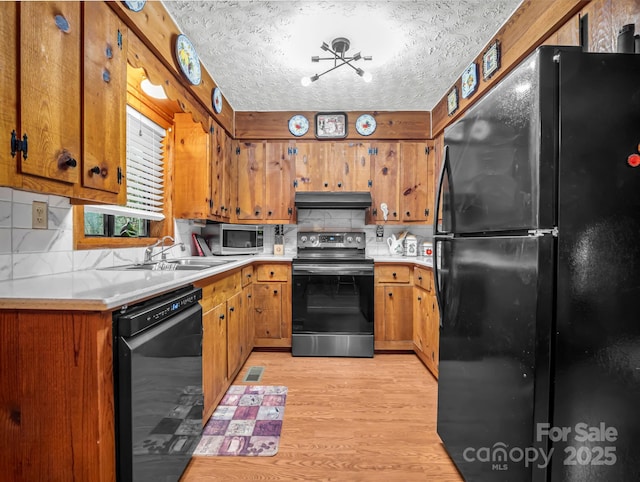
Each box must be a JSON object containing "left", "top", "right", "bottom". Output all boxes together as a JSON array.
[{"left": 292, "top": 260, "right": 374, "bottom": 357}]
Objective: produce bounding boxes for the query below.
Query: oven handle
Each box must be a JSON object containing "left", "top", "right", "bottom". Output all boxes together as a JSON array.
[{"left": 293, "top": 264, "right": 374, "bottom": 276}]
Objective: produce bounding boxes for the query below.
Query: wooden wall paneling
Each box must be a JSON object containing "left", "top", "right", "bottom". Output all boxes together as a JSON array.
[
  {"left": 126, "top": 31, "right": 210, "bottom": 131},
  {"left": 0, "top": 3, "right": 17, "bottom": 188},
  {"left": 431, "top": 0, "right": 588, "bottom": 136},
  {"left": 107, "top": 1, "right": 234, "bottom": 135},
  {"left": 0, "top": 312, "right": 20, "bottom": 482},
  {"left": 19, "top": 1, "right": 81, "bottom": 189},
  {"left": 235, "top": 111, "right": 430, "bottom": 140}
]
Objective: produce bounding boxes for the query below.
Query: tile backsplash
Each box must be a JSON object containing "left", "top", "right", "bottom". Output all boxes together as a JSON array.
[
  {"left": 0, "top": 187, "right": 433, "bottom": 281},
  {"left": 0, "top": 187, "right": 200, "bottom": 281}
]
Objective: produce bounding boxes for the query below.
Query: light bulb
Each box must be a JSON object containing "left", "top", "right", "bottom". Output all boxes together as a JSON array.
[
  {"left": 140, "top": 79, "right": 168, "bottom": 99},
  {"left": 301, "top": 76, "right": 312, "bottom": 87},
  {"left": 363, "top": 71, "right": 373, "bottom": 83}
]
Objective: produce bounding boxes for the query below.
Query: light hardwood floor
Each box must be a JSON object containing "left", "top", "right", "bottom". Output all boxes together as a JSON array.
[{"left": 181, "top": 351, "right": 463, "bottom": 481}]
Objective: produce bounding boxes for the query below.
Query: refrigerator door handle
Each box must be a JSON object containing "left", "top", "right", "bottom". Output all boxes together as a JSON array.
[
  {"left": 433, "top": 145, "right": 453, "bottom": 236},
  {"left": 432, "top": 238, "right": 444, "bottom": 326}
]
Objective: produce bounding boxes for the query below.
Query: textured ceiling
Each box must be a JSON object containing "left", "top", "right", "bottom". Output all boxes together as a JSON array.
[{"left": 162, "top": 0, "right": 523, "bottom": 112}]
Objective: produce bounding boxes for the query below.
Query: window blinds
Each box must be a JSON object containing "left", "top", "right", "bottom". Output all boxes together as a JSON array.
[{"left": 86, "top": 105, "right": 166, "bottom": 221}]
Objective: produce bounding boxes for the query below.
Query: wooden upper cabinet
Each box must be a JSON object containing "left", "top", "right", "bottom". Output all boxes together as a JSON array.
[
  {"left": 81, "top": 1, "right": 127, "bottom": 199},
  {"left": 211, "top": 121, "right": 231, "bottom": 220},
  {"left": 236, "top": 141, "right": 265, "bottom": 220},
  {"left": 173, "top": 113, "right": 212, "bottom": 219},
  {"left": 332, "top": 142, "right": 372, "bottom": 192},
  {"left": 370, "top": 142, "right": 400, "bottom": 222},
  {"left": 18, "top": 2, "right": 82, "bottom": 190},
  {"left": 400, "top": 141, "right": 434, "bottom": 223},
  {"left": 265, "top": 141, "right": 295, "bottom": 222},
  {"left": 293, "top": 142, "right": 331, "bottom": 191},
  {"left": 0, "top": 3, "right": 17, "bottom": 188}
]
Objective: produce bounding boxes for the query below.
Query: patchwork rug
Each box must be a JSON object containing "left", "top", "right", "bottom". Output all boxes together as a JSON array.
[{"left": 194, "top": 385, "right": 288, "bottom": 456}]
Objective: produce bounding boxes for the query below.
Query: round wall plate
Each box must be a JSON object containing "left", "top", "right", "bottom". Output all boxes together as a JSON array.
[
  {"left": 212, "top": 87, "right": 223, "bottom": 114},
  {"left": 355, "top": 114, "right": 377, "bottom": 136},
  {"left": 175, "top": 34, "right": 202, "bottom": 86},
  {"left": 288, "top": 115, "right": 309, "bottom": 137},
  {"left": 123, "top": 0, "right": 146, "bottom": 12}
]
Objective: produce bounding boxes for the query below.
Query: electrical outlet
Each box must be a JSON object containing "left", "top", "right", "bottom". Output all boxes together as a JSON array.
[{"left": 32, "top": 201, "right": 48, "bottom": 229}]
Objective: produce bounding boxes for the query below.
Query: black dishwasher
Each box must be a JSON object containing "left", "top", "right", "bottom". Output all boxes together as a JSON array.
[{"left": 113, "top": 285, "right": 203, "bottom": 482}]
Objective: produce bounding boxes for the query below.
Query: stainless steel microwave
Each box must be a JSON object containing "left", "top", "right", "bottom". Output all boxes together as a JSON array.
[{"left": 208, "top": 224, "right": 264, "bottom": 255}]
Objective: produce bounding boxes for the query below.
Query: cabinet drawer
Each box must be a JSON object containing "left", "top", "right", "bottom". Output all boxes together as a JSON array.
[
  {"left": 198, "top": 272, "right": 241, "bottom": 312},
  {"left": 376, "top": 265, "right": 411, "bottom": 284},
  {"left": 241, "top": 265, "right": 254, "bottom": 286},
  {"left": 255, "top": 264, "right": 290, "bottom": 282},
  {"left": 414, "top": 266, "right": 432, "bottom": 292}
]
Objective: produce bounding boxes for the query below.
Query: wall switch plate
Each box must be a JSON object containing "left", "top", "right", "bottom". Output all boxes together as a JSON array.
[{"left": 32, "top": 201, "right": 48, "bottom": 229}]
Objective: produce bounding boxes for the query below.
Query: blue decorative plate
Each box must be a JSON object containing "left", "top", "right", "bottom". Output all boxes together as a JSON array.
[
  {"left": 355, "top": 114, "right": 377, "bottom": 136},
  {"left": 288, "top": 115, "right": 309, "bottom": 137},
  {"left": 212, "top": 87, "right": 223, "bottom": 114},
  {"left": 123, "top": 0, "right": 146, "bottom": 12},
  {"left": 175, "top": 34, "right": 201, "bottom": 86},
  {"left": 461, "top": 62, "right": 478, "bottom": 99}
]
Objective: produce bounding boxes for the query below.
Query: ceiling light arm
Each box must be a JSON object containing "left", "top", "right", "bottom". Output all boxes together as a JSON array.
[{"left": 302, "top": 37, "right": 373, "bottom": 85}]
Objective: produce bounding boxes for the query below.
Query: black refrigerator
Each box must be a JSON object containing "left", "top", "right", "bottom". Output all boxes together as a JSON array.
[{"left": 434, "top": 46, "right": 640, "bottom": 482}]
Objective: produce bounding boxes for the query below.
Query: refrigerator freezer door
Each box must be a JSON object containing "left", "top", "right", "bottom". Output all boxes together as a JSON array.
[
  {"left": 551, "top": 52, "right": 640, "bottom": 482},
  {"left": 444, "top": 47, "right": 560, "bottom": 235},
  {"left": 437, "top": 235, "right": 554, "bottom": 482}
]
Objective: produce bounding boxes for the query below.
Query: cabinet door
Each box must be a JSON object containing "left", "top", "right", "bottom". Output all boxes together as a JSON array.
[
  {"left": 253, "top": 283, "right": 282, "bottom": 339},
  {"left": 202, "top": 302, "right": 227, "bottom": 421},
  {"left": 173, "top": 114, "right": 211, "bottom": 219},
  {"left": 293, "top": 142, "right": 330, "bottom": 191},
  {"left": 332, "top": 142, "right": 372, "bottom": 191},
  {"left": 226, "top": 291, "right": 243, "bottom": 378},
  {"left": 265, "top": 141, "right": 294, "bottom": 222},
  {"left": 19, "top": 2, "right": 81, "bottom": 186},
  {"left": 426, "top": 292, "right": 440, "bottom": 377},
  {"left": 371, "top": 142, "right": 400, "bottom": 222},
  {"left": 382, "top": 285, "right": 413, "bottom": 341},
  {"left": 400, "top": 142, "right": 432, "bottom": 222},
  {"left": 243, "top": 284, "right": 254, "bottom": 354},
  {"left": 225, "top": 135, "right": 236, "bottom": 220},
  {"left": 81, "top": 1, "right": 126, "bottom": 197},
  {"left": 413, "top": 287, "right": 428, "bottom": 353},
  {"left": 210, "top": 121, "right": 232, "bottom": 219},
  {"left": 236, "top": 141, "right": 265, "bottom": 220},
  {"left": 0, "top": 3, "right": 18, "bottom": 187}
]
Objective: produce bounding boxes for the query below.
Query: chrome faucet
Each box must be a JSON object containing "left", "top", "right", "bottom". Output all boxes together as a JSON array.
[{"left": 144, "top": 235, "right": 185, "bottom": 263}]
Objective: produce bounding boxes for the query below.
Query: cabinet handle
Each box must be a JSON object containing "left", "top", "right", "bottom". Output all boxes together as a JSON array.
[
  {"left": 270, "top": 271, "right": 274, "bottom": 276},
  {"left": 406, "top": 211, "right": 410, "bottom": 216},
  {"left": 273, "top": 290, "right": 278, "bottom": 295},
  {"left": 337, "top": 182, "right": 342, "bottom": 188},
  {"left": 268, "top": 211, "right": 273, "bottom": 216},
  {"left": 247, "top": 273, "right": 252, "bottom": 278},
  {"left": 388, "top": 292, "right": 393, "bottom": 297},
  {"left": 219, "top": 314, "right": 225, "bottom": 320},
  {"left": 229, "top": 307, "right": 235, "bottom": 312},
  {"left": 393, "top": 211, "right": 397, "bottom": 217},
  {"left": 418, "top": 276, "right": 422, "bottom": 281},
  {"left": 58, "top": 152, "right": 77, "bottom": 170},
  {"left": 89, "top": 166, "right": 101, "bottom": 175},
  {"left": 417, "top": 296, "right": 422, "bottom": 301},
  {"left": 392, "top": 272, "right": 396, "bottom": 277},
  {"left": 247, "top": 294, "right": 252, "bottom": 299},
  {"left": 324, "top": 182, "right": 328, "bottom": 187},
  {"left": 255, "top": 211, "right": 260, "bottom": 216}
]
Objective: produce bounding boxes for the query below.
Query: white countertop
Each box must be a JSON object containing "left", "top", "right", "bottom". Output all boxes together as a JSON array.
[
  {"left": 0, "top": 254, "right": 432, "bottom": 311},
  {"left": 0, "top": 255, "right": 292, "bottom": 311}
]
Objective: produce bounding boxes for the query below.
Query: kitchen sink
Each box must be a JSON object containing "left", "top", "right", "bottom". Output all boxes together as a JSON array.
[{"left": 107, "top": 258, "right": 233, "bottom": 271}]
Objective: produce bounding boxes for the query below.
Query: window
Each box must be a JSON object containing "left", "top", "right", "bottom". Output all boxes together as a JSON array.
[{"left": 84, "top": 106, "right": 166, "bottom": 238}]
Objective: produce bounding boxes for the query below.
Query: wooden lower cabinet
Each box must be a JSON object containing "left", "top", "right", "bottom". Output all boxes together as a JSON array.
[
  {"left": 374, "top": 263, "right": 413, "bottom": 350},
  {"left": 253, "top": 263, "right": 292, "bottom": 348},
  {"left": 202, "top": 301, "right": 228, "bottom": 422},
  {"left": 413, "top": 266, "right": 439, "bottom": 378}
]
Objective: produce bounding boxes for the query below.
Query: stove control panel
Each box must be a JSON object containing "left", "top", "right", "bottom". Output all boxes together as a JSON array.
[{"left": 297, "top": 231, "right": 366, "bottom": 249}]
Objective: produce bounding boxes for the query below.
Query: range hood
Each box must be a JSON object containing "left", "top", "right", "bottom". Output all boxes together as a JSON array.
[{"left": 294, "top": 191, "right": 372, "bottom": 210}]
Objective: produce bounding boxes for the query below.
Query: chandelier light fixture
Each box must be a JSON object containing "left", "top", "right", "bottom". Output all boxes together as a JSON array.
[{"left": 301, "top": 37, "right": 373, "bottom": 86}]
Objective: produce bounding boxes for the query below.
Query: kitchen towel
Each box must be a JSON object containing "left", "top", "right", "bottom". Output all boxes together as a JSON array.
[{"left": 194, "top": 385, "right": 288, "bottom": 456}]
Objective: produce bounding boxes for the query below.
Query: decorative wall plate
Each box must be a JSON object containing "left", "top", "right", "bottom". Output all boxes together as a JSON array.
[
  {"left": 447, "top": 87, "right": 458, "bottom": 116},
  {"left": 288, "top": 114, "right": 309, "bottom": 137},
  {"left": 355, "top": 114, "right": 377, "bottom": 136},
  {"left": 482, "top": 40, "right": 501, "bottom": 80},
  {"left": 212, "top": 87, "right": 223, "bottom": 114},
  {"left": 461, "top": 62, "right": 478, "bottom": 99},
  {"left": 123, "top": 0, "right": 146, "bottom": 12},
  {"left": 175, "top": 34, "right": 202, "bottom": 86}
]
